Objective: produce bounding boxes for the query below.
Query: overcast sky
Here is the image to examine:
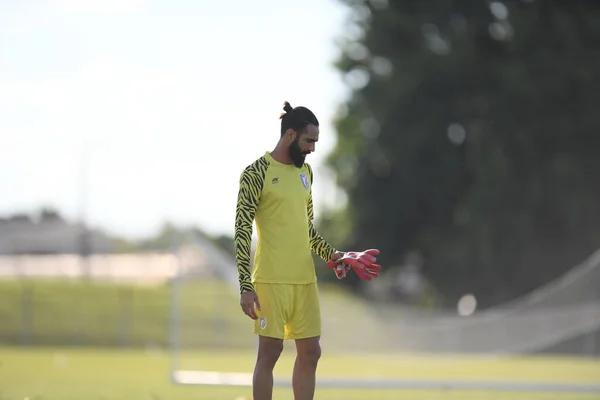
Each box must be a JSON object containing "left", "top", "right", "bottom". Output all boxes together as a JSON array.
[{"left": 0, "top": 0, "right": 354, "bottom": 239}]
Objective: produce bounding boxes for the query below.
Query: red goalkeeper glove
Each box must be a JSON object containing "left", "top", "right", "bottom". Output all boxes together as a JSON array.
[
  {"left": 327, "top": 249, "right": 382, "bottom": 280},
  {"left": 326, "top": 257, "right": 350, "bottom": 279}
]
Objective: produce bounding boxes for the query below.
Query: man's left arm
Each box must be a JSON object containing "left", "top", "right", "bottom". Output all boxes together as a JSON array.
[
  {"left": 308, "top": 218, "right": 337, "bottom": 261},
  {"left": 305, "top": 165, "right": 380, "bottom": 280},
  {"left": 306, "top": 164, "right": 339, "bottom": 261}
]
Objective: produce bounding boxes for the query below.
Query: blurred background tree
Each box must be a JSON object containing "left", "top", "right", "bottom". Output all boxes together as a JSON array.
[{"left": 321, "top": 0, "right": 600, "bottom": 308}]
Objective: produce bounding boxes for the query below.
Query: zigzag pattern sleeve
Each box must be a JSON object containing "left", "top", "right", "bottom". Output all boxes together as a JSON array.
[
  {"left": 309, "top": 220, "right": 335, "bottom": 261},
  {"left": 306, "top": 164, "right": 336, "bottom": 261},
  {"left": 234, "top": 159, "right": 268, "bottom": 294}
]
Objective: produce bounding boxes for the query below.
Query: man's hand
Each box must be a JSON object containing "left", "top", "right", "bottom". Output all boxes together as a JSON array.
[
  {"left": 343, "top": 249, "right": 382, "bottom": 280},
  {"left": 327, "top": 249, "right": 382, "bottom": 280},
  {"left": 327, "top": 251, "right": 350, "bottom": 279},
  {"left": 240, "top": 290, "right": 261, "bottom": 320}
]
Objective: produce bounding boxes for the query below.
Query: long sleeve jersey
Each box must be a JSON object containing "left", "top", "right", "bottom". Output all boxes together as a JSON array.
[{"left": 234, "top": 151, "right": 336, "bottom": 294}]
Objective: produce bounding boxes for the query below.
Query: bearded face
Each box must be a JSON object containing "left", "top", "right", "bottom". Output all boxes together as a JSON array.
[{"left": 289, "top": 135, "right": 310, "bottom": 168}]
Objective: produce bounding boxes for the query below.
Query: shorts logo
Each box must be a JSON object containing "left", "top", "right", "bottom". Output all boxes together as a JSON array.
[
  {"left": 259, "top": 316, "right": 267, "bottom": 330},
  {"left": 300, "top": 173, "right": 309, "bottom": 190}
]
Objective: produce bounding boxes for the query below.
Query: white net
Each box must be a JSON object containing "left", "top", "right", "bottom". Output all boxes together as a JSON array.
[
  {"left": 167, "top": 234, "right": 600, "bottom": 394},
  {"left": 372, "top": 249, "right": 600, "bottom": 355}
]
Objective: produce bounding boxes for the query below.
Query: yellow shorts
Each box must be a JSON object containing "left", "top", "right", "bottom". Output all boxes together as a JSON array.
[{"left": 253, "top": 282, "right": 321, "bottom": 340}]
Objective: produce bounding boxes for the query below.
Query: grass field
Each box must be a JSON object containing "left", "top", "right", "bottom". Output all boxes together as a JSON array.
[
  {"left": 0, "top": 278, "right": 247, "bottom": 347},
  {"left": 0, "top": 278, "right": 390, "bottom": 350},
  {"left": 1, "top": 346, "right": 600, "bottom": 400},
  {"left": 0, "top": 279, "right": 599, "bottom": 399}
]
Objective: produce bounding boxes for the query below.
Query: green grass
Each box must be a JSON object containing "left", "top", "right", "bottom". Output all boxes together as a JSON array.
[
  {"left": 0, "top": 278, "right": 390, "bottom": 350},
  {"left": 0, "top": 278, "right": 251, "bottom": 348},
  {"left": 1, "top": 279, "right": 599, "bottom": 399},
  {"left": 1, "top": 346, "right": 599, "bottom": 400}
]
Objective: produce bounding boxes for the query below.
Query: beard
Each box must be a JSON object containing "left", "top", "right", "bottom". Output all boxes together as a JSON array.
[{"left": 289, "top": 138, "right": 309, "bottom": 168}]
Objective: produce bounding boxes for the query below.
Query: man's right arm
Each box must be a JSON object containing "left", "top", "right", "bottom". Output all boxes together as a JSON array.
[{"left": 234, "top": 167, "right": 262, "bottom": 294}]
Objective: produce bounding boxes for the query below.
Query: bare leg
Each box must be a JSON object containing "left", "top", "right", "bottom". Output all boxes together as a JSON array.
[
  {"left": 253, "top": 335, "right": 284, "bottom": 400},
  {"left": 292, "top": 336, "right": 321, "bottom": 400}
]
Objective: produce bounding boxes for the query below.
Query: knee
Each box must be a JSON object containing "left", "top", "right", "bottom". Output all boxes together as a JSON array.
[
  {"left": 298, "top": 343, "right": 321, "bottom": 366},
  {"left": 257, "top": 339, "right": 283, "bottom": 367}
]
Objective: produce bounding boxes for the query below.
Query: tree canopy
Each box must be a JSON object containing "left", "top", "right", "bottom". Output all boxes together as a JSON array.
[{"left": 323, "top": 0, "right": 600, "bottom": 308}]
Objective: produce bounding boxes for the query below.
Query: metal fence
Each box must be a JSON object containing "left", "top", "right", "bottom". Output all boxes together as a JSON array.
[{"left": 0, "top": 241, "right": 599, "bottom": 358}]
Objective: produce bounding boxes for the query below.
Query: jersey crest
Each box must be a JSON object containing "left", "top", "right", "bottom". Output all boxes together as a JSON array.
[{"left": 300, "top": 173, "right": 309, "bottom": 190}]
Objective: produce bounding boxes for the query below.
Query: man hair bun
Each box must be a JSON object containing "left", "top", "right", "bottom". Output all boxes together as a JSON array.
[
  {"left": 283, "top": 101, "right": 294, "bottom": 113},
  {"left": 279, "top": 101, "right": 294, "bottom": 119},
  {"left": 278, "top": 101, "right": 319, "bottom": 135}
]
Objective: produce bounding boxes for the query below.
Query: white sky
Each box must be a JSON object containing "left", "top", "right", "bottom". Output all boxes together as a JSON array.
[{"left": 0, "top": 0, "right": 352, "bottom": 239}]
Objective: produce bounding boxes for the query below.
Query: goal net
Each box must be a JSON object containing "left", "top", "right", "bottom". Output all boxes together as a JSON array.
[{"left": 167, "top": 234, "right": 600, "bottom": 395}]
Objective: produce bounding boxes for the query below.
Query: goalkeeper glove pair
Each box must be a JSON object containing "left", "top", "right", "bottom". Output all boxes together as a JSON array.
[{"left": 326, "top": 249, "right": 382, "bottom": 281}]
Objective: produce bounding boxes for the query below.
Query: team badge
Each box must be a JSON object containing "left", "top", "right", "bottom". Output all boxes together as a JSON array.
[
  {"left": 259, "top": 316, "right": 267, "bottom": 330},
  {"left": 300, "top": 173, "right": 309, "bottom": 190}
]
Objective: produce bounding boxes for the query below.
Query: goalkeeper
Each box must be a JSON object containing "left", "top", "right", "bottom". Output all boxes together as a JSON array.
[{"left": 234, "top": 101, "right": 381, "bottom": 400}]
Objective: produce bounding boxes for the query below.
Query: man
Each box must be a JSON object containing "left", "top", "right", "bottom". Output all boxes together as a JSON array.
[{"left": 234, "top": 101, "right": 380, "bottom": 400}]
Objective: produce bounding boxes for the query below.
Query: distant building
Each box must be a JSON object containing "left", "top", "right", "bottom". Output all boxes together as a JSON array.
[{"left": 0, "top": 217, "right": 113, "bottom": 255}]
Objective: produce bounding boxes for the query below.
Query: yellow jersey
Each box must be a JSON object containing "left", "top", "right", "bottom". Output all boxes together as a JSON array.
[{"left": 234, "top": 151, "right": 336, "bottom": 294}]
